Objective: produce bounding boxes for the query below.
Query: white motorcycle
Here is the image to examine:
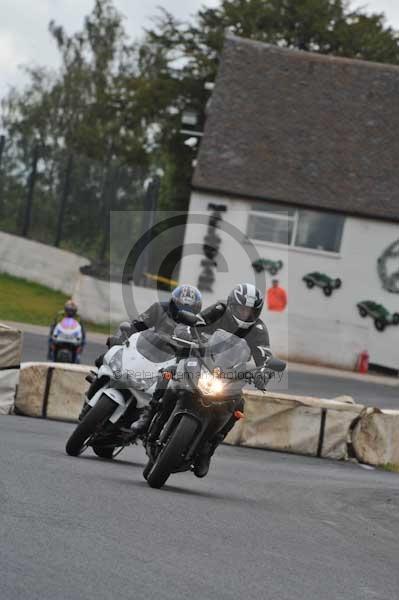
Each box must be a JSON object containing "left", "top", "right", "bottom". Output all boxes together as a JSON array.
[
  {"left": 51, "top": 317, "right": 83, "bottom": 363},
  {"left": 65, "top": 324, "right": 179, "bottom": 459}
]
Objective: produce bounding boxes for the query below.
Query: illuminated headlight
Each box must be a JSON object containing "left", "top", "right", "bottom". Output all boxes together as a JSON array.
[
  {"left": 109, "top": 348, "right": 123, "bottom": 379},
  {"left": 197, "top": 369, "right": 225, "bottom": 396}
]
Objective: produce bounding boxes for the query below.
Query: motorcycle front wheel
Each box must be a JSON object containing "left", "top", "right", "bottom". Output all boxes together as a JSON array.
[
  {"left": 56, "top": 349, "right": 72, "bottom": 363},
  {"left": 92, "top": 445, "right": 117, "bottom": 459},
  {"left": 146, "top": 415, "right": 198, "bottom": 489},
  {"left": 65, "top": 395, "right": 117, "bottom": 457}
]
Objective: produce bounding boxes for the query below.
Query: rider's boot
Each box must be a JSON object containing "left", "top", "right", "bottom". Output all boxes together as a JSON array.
[
  {"left": 127, "top": 368, "right": 175, "bottom": 437},
  {"left": 193, "top": 435, "right": 223, "bottom": 478},
  {"left": 127, "top": 404, "right": 155, "bottom": 436},
  {"left": 193, "top": 410, "right": 243, "bottom": 478}
]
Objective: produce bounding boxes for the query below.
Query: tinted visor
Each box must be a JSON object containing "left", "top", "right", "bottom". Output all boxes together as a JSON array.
[
  {"left": 231, "top": 304, "right": 257, "bottom": 323},
  {"left": 177, "top": 303, "right": 196, "bottom": 314}
]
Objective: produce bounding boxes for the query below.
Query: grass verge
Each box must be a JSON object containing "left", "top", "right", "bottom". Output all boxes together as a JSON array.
[
  {"left": 380, "top": 463, "right": 399, "bottom": 473},
  {"left": 0, "top": 272, "right": 112, "bottom": 334}
]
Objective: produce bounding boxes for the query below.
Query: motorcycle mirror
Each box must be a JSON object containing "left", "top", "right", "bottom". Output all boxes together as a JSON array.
[
  {"left": 266, "top": 357, "right": 286, "bottom": 372},
  {"left": 177, "top": 310, "right": 198, "bottom": 326}
]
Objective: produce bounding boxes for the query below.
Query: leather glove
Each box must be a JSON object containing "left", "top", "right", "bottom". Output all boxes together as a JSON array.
[
  {"left": 253, "top": 367, "right": 271, "bottom": 391},
  {"left": 106, "top": 335, "right": 124, "bottom": 349}
]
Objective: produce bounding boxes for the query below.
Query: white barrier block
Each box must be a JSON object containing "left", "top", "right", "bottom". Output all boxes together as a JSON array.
[
  {"left": 0, "top": 325, "right": 22, "bottom": 368},
  {"left": 15, "top": 362, "right": 90, "bottom": 420},
  {"left": 240, "top": 395, "right": 322, "bottom": 455},
  {"left": 46, "top": 364, "right": 90, "bottom": 421},
  {"left": 225, "top": 390, "right": 364, "bottom": 460},
  {"left": 15, "top": 363, "right": 48, "bottom": 417},
  {"left": 352, "top": 409, "right": 399, "bottom": 467},
  {"left": 0, "top": 369, "right": 19, "bottom": 414}
]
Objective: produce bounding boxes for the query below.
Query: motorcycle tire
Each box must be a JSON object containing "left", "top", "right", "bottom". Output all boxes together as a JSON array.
[
  {"left": 92, "top": 445, "right": 116, "bottom": 459},
  {"left": 56, "top": 350, "right": 72, "bottom": 363},
  {"left": 65, "top": 395, "right": 117, "bottom": 457},
  {"left": 146, "top": 415, "right": 198, "bottom": 489},
  {"left": 143, "top": 460, "right": 154, "bottom": 480}
]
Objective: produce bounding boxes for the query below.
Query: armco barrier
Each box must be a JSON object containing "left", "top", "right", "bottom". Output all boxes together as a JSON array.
[{"left": 0, "top": 324, "right": 22, "bottom": 414}]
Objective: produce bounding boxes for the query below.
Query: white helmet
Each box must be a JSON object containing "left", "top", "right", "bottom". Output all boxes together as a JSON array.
[{"left": 227, "top": 283, "right": 264, "bottom": 329}]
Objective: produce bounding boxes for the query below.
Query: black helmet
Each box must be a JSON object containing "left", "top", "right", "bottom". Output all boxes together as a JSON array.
[
  {"left": 170, "top": 285, "right": 202, "bottom": 318},
  {"left": 64, "top": 299, "right": 78, "bottom": 318},
  {"left": 227, "top": 283, "right": 264, "bottom": 329}
]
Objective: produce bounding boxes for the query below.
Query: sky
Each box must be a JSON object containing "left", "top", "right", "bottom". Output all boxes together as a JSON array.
[{"left": 1, "top": 0, "right": 399, "bottom": 101}]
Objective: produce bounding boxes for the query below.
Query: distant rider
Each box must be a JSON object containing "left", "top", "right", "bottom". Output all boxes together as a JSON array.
[{"left": 48, "top": 299, "right": 86, "bottom": 362}]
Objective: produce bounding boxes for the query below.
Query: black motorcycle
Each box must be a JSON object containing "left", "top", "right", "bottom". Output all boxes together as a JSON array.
[{"left": 143, "top": 320, "right": 286, "bottom": 489}]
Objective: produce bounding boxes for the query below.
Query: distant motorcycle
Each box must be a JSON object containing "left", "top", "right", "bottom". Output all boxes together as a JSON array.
[
  {"left": 51, "top": 317, "right": 83, "bottom": 363},
  {"left": 143, "top": 319, "right": 286, "bottom": 489}
]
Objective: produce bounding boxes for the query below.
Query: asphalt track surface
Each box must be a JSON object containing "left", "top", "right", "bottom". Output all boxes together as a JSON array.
[
  {"left": 1, "top": 416, "right": 399, "bottom": 600},
  {"left": 23, "top": 331, "right": 399, "bottom": 409}
]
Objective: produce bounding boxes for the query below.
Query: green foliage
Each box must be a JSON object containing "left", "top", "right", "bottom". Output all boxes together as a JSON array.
[
  {"left": 381, "top": 463, "right": 399, "bottom": 473},
  {"left": 0, "top": 272, "right": 69, "bottom": 326},
  {"left": 0, "top": 272, "right": 113, "bottom": 331}
]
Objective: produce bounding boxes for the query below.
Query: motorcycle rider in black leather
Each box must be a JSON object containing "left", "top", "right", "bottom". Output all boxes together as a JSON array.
[
  {"left": 135, "top": 283, "right": 272, "bottom": 478},
  {"left": 192, "top": 283, "right": 272, "bottom": 477},
  {"left": 79, "top": 285, "right": 202, "bottom": 423}
]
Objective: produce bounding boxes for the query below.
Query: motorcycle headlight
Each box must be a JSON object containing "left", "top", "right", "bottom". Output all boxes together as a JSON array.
[
  {"left": 108, "top": 347, "right": 123, "bottom": 379},
  {"left": 197, "top": 368, "right": 225, "bottom": 396}
]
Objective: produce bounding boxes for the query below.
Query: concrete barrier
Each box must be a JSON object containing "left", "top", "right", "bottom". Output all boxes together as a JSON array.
[
  {"left": 15, "top": 362, "right": 90, "bottom": 420},
  {"left": 351, "top": 408, "right": 399, "bottom": 467},
  {"left": 11, "top": 362, "right": 399, "bottom": 469},
  {"left": 0, "top": 324, "right": 22, "bottom": 414},
  {"left": 225, "top": 389, "right": 364, "bottom": 461}
]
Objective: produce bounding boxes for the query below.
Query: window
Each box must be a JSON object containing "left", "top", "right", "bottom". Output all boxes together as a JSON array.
[
  {"left": 247, "top": 211, "right": 294, "bottom": 245},
  {"left": 247, "top": 203, "right": 344, "bottom": 253},
  {"left": 295, "top": 211, "right": 344, "bottom": 253}
]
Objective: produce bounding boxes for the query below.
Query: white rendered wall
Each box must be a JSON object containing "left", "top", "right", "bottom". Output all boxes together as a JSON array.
[{"left": 179, "top": 192, "right": 399, "bottom": 369}]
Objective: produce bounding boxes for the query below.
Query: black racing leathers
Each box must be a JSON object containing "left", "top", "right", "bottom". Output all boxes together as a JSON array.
[
  {"left": 199, "top": 301, "right": 272, "bottom": 366},
  {"left": 128, "top": 302, "right": 176, "bottom": 336}
]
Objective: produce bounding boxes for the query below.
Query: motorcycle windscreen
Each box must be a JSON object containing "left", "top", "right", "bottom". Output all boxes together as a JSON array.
[
  {"left": 136, "top": 329, "right": 176, "bottom": 363},
  {"left": 205, "top": 330, "right": 251, "bottom": 370}
]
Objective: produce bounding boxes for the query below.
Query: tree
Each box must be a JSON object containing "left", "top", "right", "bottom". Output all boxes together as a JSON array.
[{"left": 0, "top": 0, "right": 147, "bottom": 254}]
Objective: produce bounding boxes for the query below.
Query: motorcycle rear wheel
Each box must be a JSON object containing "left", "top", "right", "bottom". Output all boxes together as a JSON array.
[
  {"left": 65, "top": 395, "right": 117, "bottom": 457},
  {"left": 146, "top": 415, "right": 198, "bottom": 489}
]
